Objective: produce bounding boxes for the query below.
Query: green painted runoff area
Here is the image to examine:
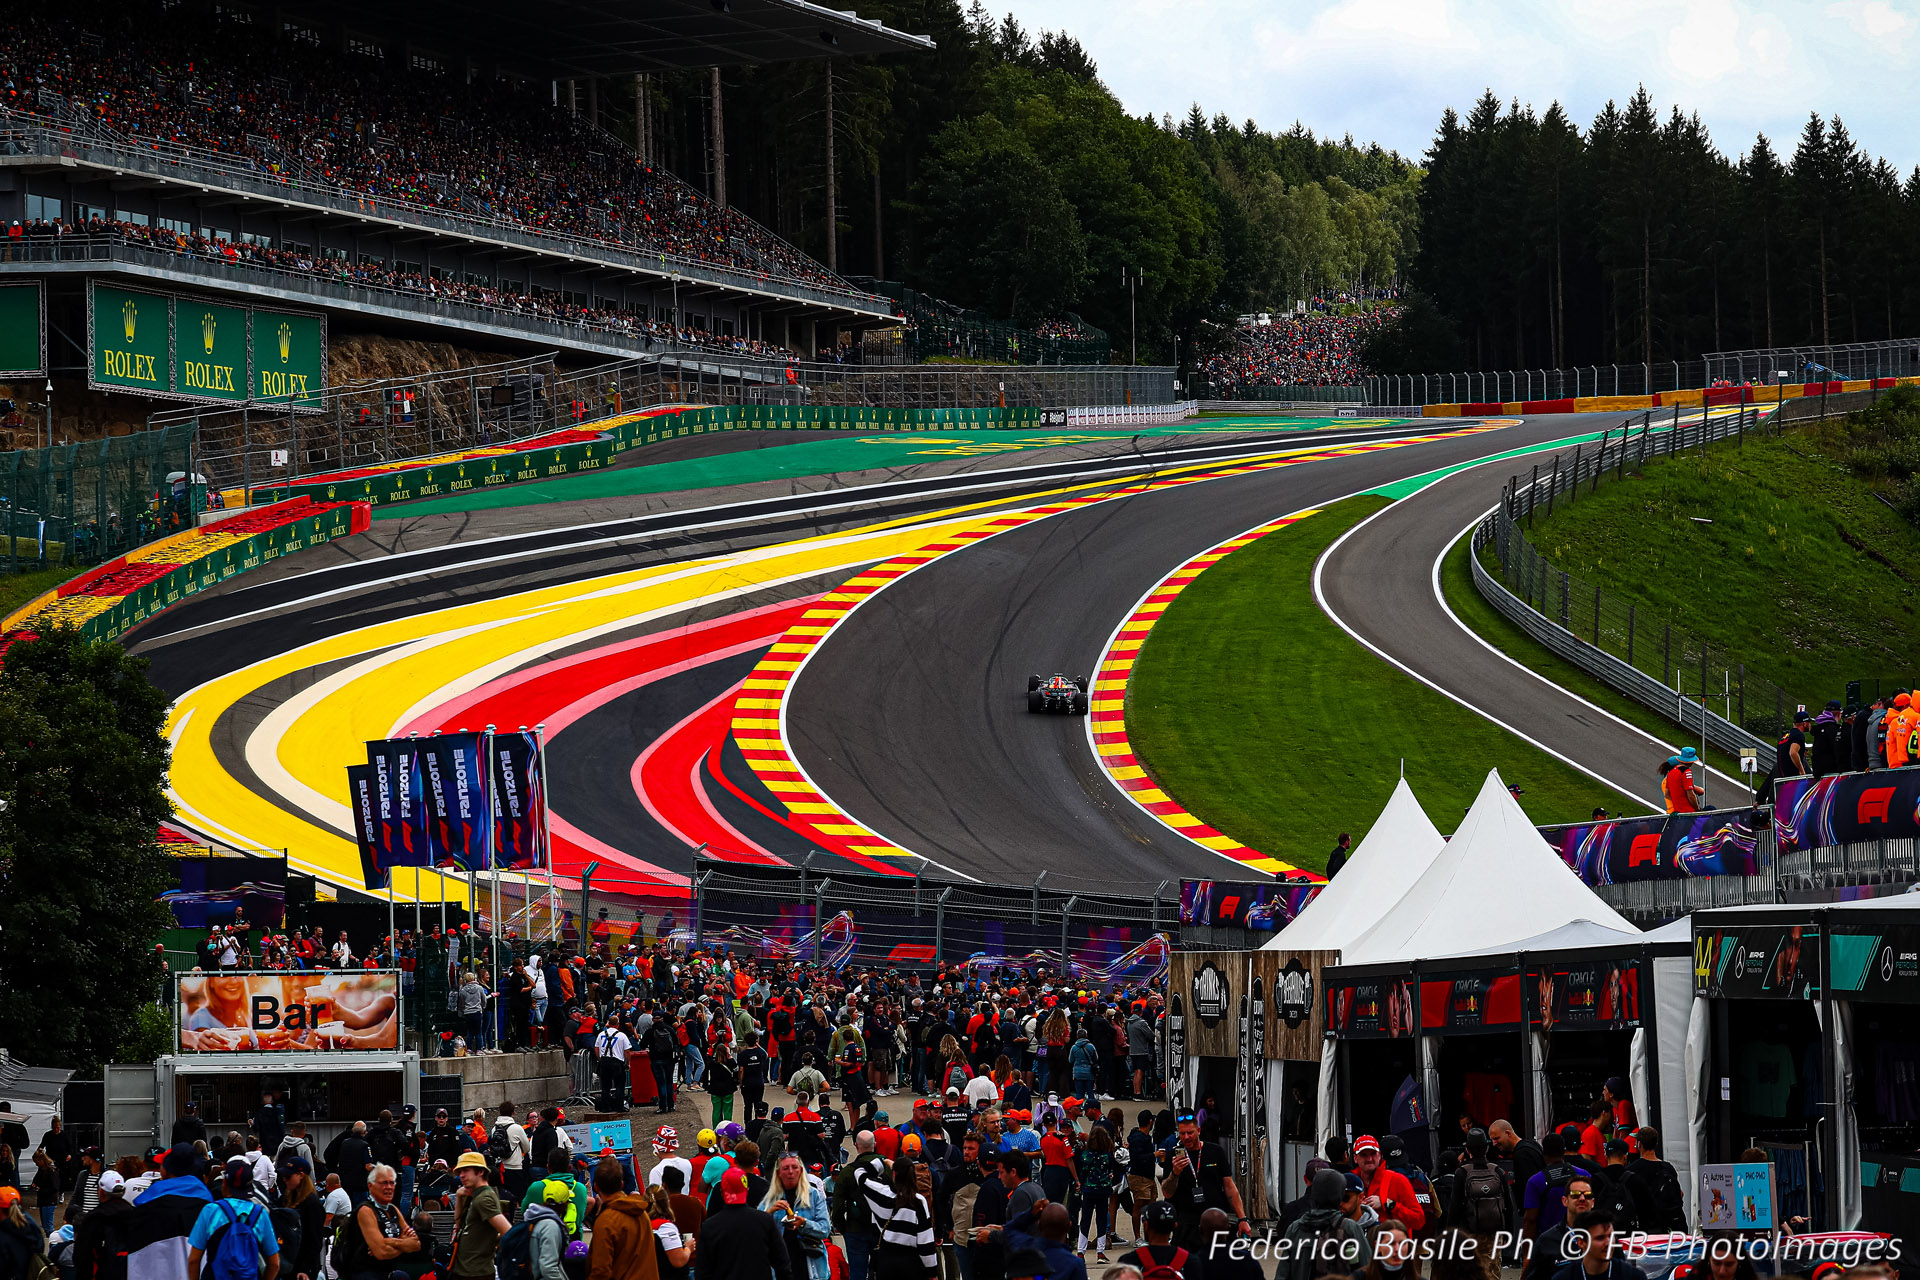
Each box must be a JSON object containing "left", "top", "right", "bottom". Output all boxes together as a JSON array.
[
  {"left": 1125, "top": 495, "right": 1622, "bottom": 872},
  {"left": 377, "top": 418, "right": 1397, "bottom": 518}
]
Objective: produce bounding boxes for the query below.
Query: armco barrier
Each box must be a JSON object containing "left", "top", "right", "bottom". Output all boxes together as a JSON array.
[
  {"left": 2, "top": 496, "right": 369, "bottom": 647},
  {"left": 254, "top": 402, "right": 1046, "bottom": 510}
]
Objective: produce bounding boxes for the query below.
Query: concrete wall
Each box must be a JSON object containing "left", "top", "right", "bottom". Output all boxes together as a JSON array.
[{"left": 422, "top": 1049, "right": 572, "bottom": 1114}]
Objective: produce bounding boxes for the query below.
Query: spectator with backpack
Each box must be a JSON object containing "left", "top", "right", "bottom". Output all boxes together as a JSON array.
[
  {"left": 185, "top": 1158, "right": 281, "bottom": 1280},
  {"left": 1522, "top": 1134, "right": 1581, "bottom": 1245},
  {"left": 1589, "top": 1140, "right": 1641, "bottom": 1235},
  {"left": 497, "top": 1179, "right": 574, "bottom": 1280},
  {"left": 831, "top": 1133, "right": 886, "bottom": 1280},
  {"left": 449, "top": 1152, "right": 510, "bottom": 1278},
  {"left": 1381, "top": 1136, "right": 1436, "bottom": 1237},
  {"left": 1445, "top": 1130, "right": 1515, "bottom": 1236},
  {"left": 1622, "top": 1129, "right": 1687, "bottom": 1233},
  {"left": 492, "top": 1105, "right": 534, "bottom": 1202},
  {"left": 1280, "top": 1168, "right": 1368, "bottom": 1280}
]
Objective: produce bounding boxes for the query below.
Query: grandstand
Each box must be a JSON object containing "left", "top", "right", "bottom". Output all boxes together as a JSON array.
[{"left": 0, "top": 1, "right": 930, "bottom": 424}]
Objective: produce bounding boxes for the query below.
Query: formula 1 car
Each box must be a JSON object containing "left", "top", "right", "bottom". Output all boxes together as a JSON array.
[{"left": 1027, "top": 673, "right": 1090, "bottom": 715}]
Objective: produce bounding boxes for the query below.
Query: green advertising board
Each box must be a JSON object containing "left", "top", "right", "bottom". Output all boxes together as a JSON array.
[
  {"left": 176, "top": 299, "right": 250, "bottom": 402},
  {"left": 90, "top": 283, "right": 174, "bottom": 394},
  {"left": 251, "top": 307, "right": 325, "bottom": 407},
  {"left": 0, "top": 282, "right": 44, "bottom": 377}
]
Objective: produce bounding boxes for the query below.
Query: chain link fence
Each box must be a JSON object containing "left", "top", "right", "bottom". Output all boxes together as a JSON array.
[
  {"left": 1, "top": 423, "right": 198, "bottom": 571},
  {"left": 1474, "top": 403, "right": 1799, "bottom": 753}
]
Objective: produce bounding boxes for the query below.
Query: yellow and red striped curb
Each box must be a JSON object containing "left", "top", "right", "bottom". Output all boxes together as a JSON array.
[
  {"left": 729, "top": 424, "right": 1503, "bottom": 864},
  {"left": 1087, "top": 510, "right": 1326, "bottom": 878}
]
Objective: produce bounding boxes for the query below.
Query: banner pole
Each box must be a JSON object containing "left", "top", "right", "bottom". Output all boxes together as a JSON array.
[
  {"left": 485, "top": 723, "right": 502, "bottom": 1051},
  {"left": 536, "top": 722, "right": 557, "bottom": 945}
]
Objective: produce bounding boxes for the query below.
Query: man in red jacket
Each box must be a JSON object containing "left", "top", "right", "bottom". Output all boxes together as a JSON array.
[{"left": 1353, "top": 1134, "right": 1425, "bottom": 1231}]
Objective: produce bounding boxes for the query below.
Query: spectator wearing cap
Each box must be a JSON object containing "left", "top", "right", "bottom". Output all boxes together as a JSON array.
[
  {"left": 1351, "top": 1136, "right": 1428, "bottom": 1235},
  {"left": 1810, "top": 699, "right": 1848, "bottom": 777},
  {"left": 69, "top": 1167, "right": 131, "bottom": 1280},
  {"left": 185, "top": 1158, "right": 280, "bottom": 1280},
  {"left": 451, "top": 1150, "right": 510, "bottom": 1276},
  {"left": 1661, "top": 748, "right": 1703, "bottom": 814},
  {"left": 697, "top": 1165, "right": 792, "bottom": 1280},
  {"left": 172, "top": 1100, "right": 208, "bottom": 1149}
]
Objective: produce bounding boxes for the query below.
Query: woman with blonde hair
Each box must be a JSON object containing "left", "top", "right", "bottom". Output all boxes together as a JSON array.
[
  {"left": 763, "top": 1152, "right": 832, "bottom": 1280},
  {"left": 0, "top": 1185, "right": 45, "bottom": 1278}
]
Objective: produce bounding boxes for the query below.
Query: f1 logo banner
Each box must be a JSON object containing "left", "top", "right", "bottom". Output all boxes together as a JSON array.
[
  {"left": 1537, "top": 807, "right": 1764, "bottom": 884},
  {"left": 1774, "top": 767, "right": 1920, "bottom": 854}
]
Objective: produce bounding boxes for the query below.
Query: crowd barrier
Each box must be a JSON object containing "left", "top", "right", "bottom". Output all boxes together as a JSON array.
[
  {"left": 1064, "top": 401, "right": 1199, "bottom": 426},
  {"left": 250, "top": 402, "right": 1048, "bottom": 509},
  {"left": 1, "top": 495, "right": 369, "bottom": 646},
  {"left": 1423, "top": 375, "right": 1919, "bottom": 418}
]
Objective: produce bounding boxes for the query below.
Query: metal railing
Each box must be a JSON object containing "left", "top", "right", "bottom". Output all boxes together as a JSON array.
[
  {"left": 0, "top": 110, "right": 889, "bottom": 315},
  {"left": 849, "top": 279, "right": 1112, "bottom": 366},
  {"left": 691, "top": 857, "right": 1174, "bottom": 976},
  {"left": 1364, "top": 337, "right": 1920, "bottom": 407},
  {"left": 1470, "top": 403, "right": 1798, "bottom": 755},
  {"left": 1221, "top": 384, "right": 1366, "bottom": 404},
  {"left": 1597, "top": 832, "right": 1920, "bottom": 923}
]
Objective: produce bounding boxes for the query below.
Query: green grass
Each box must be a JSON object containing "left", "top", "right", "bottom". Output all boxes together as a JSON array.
[
  {"left": 1126, "top": 496, "right": 1620, "bottom": 871},
  {"left": 0, "top": 564, "right": 83, "bottom": 621},
  {"left": 1440, "top": 532, "right": 1746, "bottom": 785},
  {"left": 1524, "top": 428, "right": 1920, "bottom": 704}
]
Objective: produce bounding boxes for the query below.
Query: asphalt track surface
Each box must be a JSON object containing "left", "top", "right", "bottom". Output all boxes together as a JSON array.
[
  {"left": 1314, "top": 416, "right": 1744, "bottom": 814},
  {"left": 785, "top": 415, "right": 1630, "bottom": 885}
]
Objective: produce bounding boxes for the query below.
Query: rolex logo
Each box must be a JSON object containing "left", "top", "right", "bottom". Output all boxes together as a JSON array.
[
  {"left": 122, "top": 298, "right": 138, "bottom": 342},
  {"left": 202, "top": 311, "right": 217, "bottom": 354},
  {"left": 277, "top": 321, "right": 292, "bottom": 363}
]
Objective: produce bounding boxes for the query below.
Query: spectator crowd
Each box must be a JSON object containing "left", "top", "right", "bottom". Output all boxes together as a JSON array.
[
  {"left": 0, "top": 13, "right": 852, "bottom": 295},
  {"left": 1202, "top": 303, "right": 1398, "bottom": 396}
]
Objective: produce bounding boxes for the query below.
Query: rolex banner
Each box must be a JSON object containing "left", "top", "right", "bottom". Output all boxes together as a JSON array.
[
  {"left": 490, "top": 730, "right": 547, "bottom": 869},
  {"left": 88, "top": 281, "right": 324, "bottom": 405}
]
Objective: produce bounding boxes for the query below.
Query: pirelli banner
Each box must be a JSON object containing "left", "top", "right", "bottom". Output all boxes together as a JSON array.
[{"left": 88, "top": 281, "right": 325, "bottom": 406}]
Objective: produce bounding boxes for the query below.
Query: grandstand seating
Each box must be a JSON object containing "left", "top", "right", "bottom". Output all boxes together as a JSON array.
[
  {"left": 0, "top": 9, "right": 866, "bottom": 305},
  {"left": 1203, "top": 302, "right": 1398, "bottom": 396}
]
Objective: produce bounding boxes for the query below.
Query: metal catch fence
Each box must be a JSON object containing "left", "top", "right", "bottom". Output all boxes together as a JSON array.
[
  {"left": 0, "top": 423, "right": 197, "bottom": 571},
  {"left": 1474, "top": 402, "right": 1805, "bottom": 753}
]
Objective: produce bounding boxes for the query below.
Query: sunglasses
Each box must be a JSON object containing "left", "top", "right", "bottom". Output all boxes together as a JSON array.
[
  {"left": 1567, "top": 1192, "right": 1595, "bottom": 1200},
  {"left": 1174, "top": 1112, "right": 1197, "bottom": 1124}
]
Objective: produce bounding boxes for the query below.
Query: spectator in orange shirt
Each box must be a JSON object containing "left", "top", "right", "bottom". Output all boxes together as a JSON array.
[
  {"left": 1579, "top": 1101, "right": 1612, "bottom": 1165},
  {"left": 1660, "top": 748, "right": 1703, "bottom": 814}
]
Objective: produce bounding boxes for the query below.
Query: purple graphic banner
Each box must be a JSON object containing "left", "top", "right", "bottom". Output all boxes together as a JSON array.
[
  {"left": 1180, "top": 878, "right": 1323, "bottom": 931},
  {"left": 1538, "top": 807, "right": 1763, "bottom": 884},
  {"left": 1774, "top": 768, "right": 1920, "bottom": 853}
]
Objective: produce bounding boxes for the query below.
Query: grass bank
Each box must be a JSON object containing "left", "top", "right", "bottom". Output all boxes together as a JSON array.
[
  {"left": 1126, "top": 496, "right": 1618, "bottom": 871},
  {"left": 1520, "top": 407, "right": 1920, "bottom": 704},
  {"left": 0, "top": 564, "right": 83, "bottom": 623}
]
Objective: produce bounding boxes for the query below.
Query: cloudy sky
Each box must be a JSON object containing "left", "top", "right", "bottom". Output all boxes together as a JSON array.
[{"left": 994, "top": 0, "right": 1920, "bottom": 171}]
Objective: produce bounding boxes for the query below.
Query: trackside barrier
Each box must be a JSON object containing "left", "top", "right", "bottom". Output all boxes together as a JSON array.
[
  {"left": 1, "top": 495, "right": 370, "bottom": 645},
  {"left": 250, "top": 402, "right": 1047, "bottom": 509},
  {"left": 1065, "top": 401, "right": 1199, "bottom": 426},
  {"left": 1419, "top": 375, "right": 1920, "bottom": 418},
  {"left": 1468, "top": 403, "right": 1782, "bottom": 755},
  {"left": 689, "top": 856, "right": 1175, "bottom": 984}
]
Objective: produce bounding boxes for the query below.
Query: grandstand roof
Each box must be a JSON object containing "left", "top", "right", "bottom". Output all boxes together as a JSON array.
[{"left": 293, "top": 0, "right": 934, "bottom": 76}]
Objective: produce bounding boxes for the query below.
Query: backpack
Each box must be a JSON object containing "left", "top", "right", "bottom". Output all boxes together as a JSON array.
[
  {"left": 831, "top": 1155, "right": 882, "bottom": 1236},
  {"left": 496, "top": 1218, "right": 537, "bottom": 1280},
  {"left": 1593, "top": 1168, "right": 1639, "bottom": 1233},
  {"left": 1300, "top": 1222, "right": 1356, "bottom": 1280},
  {"left": 207, "top": 1201, "right": 266, "bottom": 1280},
  {"left": 488, "top": 1122, "right": 514, "bottom": 1162},
  {"left": 1638, "top": 1161, "right": 1687, "bottom": 1231},
  {"left": 1459, "top": 1160, "right": 1507, "bottom": 1233},
  {"left": 268, "top": 1206, "right": 302, "bottom": 1271},
  {"left": 770, "top": 1008, "right": 793, "bottom": 1038},
  {"left": 1141, "top": 1246, "right": 1189, "bottom": 1280},
  {"left": 949, "top": 1182, "right": 981, "bottom": 1237}
]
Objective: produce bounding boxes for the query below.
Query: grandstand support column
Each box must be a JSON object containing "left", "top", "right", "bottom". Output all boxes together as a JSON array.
[
  {"left": 635, "top": 74, "right": 650, "bottom": 165},
  {"left": 711, "top": 69, "right": 727, "bottom": 208},
  {"left": 590, "top": 76, "right": 599, "bottom": 129},
  {"left": 825, "top": 65, "right": 838, "bottom": 272}
]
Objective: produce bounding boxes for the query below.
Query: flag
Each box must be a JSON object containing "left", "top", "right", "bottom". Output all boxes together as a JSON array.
[
  {"left": 346, "top": 763, "right": 384, "bottom": 889},
  {"left": 491, "top": 729, "right": 547, "bottom": 869},
  {"left": 366, "top": 739, "right": 433, "bottom": 873},
  {"left": 429, "top": 732, "right": 489, "bottom": 871}
]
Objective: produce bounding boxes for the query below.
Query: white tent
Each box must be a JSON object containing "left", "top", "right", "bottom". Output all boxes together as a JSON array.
[
  {"left": 1265, "top": 777, "right": 1445, "bottom": 951},
  {"left": 1341, "top": 768, "right": 1635, "bottom": 965}
]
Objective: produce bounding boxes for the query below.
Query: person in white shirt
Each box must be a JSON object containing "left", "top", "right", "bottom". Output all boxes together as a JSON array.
[
  {"left": 216, "top": 931, "right": 240, "bottom": 969},
  {"left": 244, "top": 1137, "right": 275, "bottom": 1193},
  {"left": 494, "top": 1103, "right": 533, "bottom": 1200},
  {"left": 321, "top": 1172, "right": 352, "bottom": 1226},
  {"left": 965, "top": 1069, "right": 999, "bottom": 1110},
  {"left": 594, "top": 1023, "right": 634, "bottom": 1112},
  {"left": 331, "top": 931, "right": 355, "bottom": 968}
]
